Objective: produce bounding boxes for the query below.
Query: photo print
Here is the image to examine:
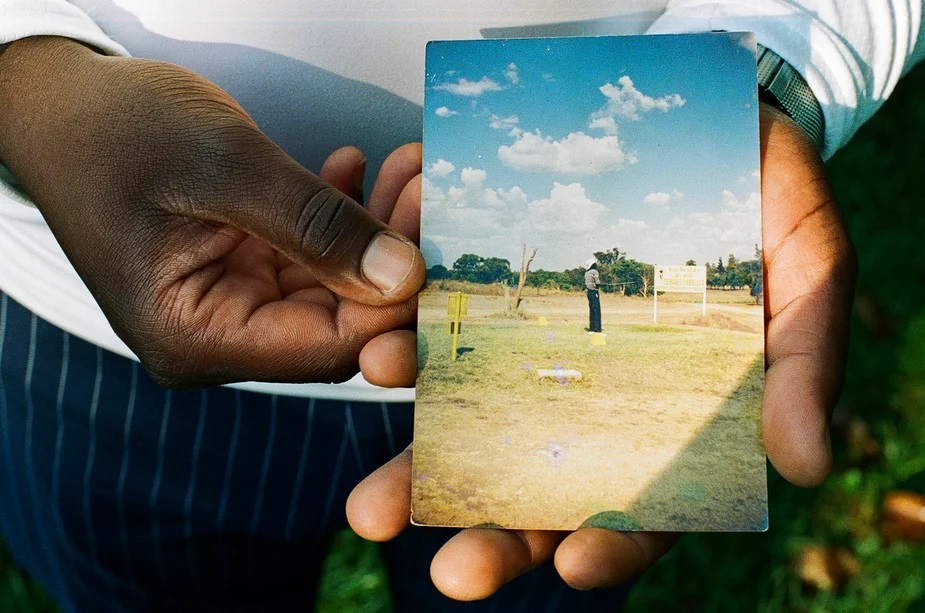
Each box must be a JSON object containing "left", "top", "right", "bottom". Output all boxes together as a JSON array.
[{"left": 414, "top": 32, "right": 767, "bottom": 532}]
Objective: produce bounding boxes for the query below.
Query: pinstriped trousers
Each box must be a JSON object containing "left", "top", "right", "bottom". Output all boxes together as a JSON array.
[{"left": 0, "top": 291, "right": 630, "bottom": 612}]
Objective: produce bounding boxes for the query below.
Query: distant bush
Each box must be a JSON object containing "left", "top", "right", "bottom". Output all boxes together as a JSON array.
[{"left": 424, "top": 279, "right": 506, "bottom": 295}]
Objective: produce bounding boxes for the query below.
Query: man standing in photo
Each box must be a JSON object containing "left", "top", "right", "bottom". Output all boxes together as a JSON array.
[{"left": 585, "top": 258, "right": 602, "bottom": 334}]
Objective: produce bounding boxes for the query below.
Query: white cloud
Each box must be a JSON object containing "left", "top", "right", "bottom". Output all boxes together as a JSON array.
[
  {"left": 421, "top": 176, "right": 527, "bottom": 256},
  {"left": 446, "top": 185, "right": 466, "bottom": 204},
  {"left": 427, "top": 158, "right": 455, "bottom": 177},
  {"left": 482, "top": 185, "right": 527, "bottom": 208},
  {"left": 460, "top": 167, "right": 487, "bottom": 186},
  {"left": 445, "top": 206, "right": 504, "bottom": 233},
  {"left": 489, "top": 114, "right": 519, "bottom": 130},
  {"left": 589, "top": 76, "right": 685, "bottom": 133},
  {"left": 738, "top": 168, "right": 761, "bottom": 184},
  {"left": 434, "top": 76, "right": 502, "bottom": 96},
  {"left": 421, "top": 176, "right": 441, "bottom": 201},
  {"left": 424, "top": 177, "right": 660, "bottom": 270},
  {"left": 656, "top": 190, "right": 760, "bottom": 263},
  {"left": 721, "top": 189, "right": 755, "bottom": 212},
  {"left": 498, "top": 129, "right": 634, "bottom": 175},
  {"left": 526, "top": 183, "right": 607, "bottom": 234},
  {"left": 588, "top": 116, "right": 617, "bottom": 135},
  {"left": 424, "top": 168, "right": 525, "bottom": 211},
  {"left": 504, "top": 63, "right": 520, "bottom": 84},
  {"left": 643, "top": 189, "right": 684, "bottom": 206},
  {"left": 435, "top": 106, "right": 460, "bottom": 117},
  {"left": 542, "top": 73, "right": 555, "bottom": 83},
  {"left": 616, "top": 218, "right": 648, "bottom": 231}
]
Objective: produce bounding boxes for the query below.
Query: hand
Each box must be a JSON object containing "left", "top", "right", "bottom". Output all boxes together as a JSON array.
[
  {"left": 346, "top": 102, "right": 856, "bottom": 599},
  {"left": 0, "top": 37, "right": 425, "bottom": 387}
]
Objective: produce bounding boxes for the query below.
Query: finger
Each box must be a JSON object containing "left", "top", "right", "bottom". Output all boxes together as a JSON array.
[
  {"left": 367, "top": 143, "right": 422, "bottom": 223},
  {"left": 759, "top": 104, "right": 857, "bottom": 487},
  {"left": 430, "top": 529, "right": 564, "bottom": 601},
  {"left": 273, "top": 147, "right": 365, "bottom": 281},
  {"left": 319, "top": 145, "right": 366, "bottom": 204},
  {"left": 388, "top": 175, "right": 422, "bottom": 245},
  {"left": 144, "top": 282, "right": 419, "bottom": 386},
  {"left": 554, "top": 529, "right": 678, "bottom": 590},
  {"left": 359, "top": 329, "right": 418, "bottom": 388},
  {"left": 347, "top": 445, "right": 413, "bottom": 541},
  {"left": 193, "top": 135, "right": 424, "bottom": 305}
]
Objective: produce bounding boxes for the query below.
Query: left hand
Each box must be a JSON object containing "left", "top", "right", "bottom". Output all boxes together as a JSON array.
[
  {"left": 347, "top": 100, "right": 856, "bottom": 599},
  {"left": 0, "top": 38, "right": 426, "bottom": 388}
]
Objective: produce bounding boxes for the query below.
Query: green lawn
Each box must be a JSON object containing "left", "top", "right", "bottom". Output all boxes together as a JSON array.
[{"left": 6, "top": 54, "right": 925, "bottom": 613}]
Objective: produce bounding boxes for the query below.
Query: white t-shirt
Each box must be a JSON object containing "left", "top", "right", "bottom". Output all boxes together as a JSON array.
[{"left": 1, "top": 0, "right": 923, "bottom": 399}]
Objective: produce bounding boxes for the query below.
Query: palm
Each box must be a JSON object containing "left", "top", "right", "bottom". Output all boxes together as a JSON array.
[
  {"left": 135, "top": 146, "right": 423, "bottom": 387},
  {"left": 206, "top": 231, "right": 407, "bottom": 364}
]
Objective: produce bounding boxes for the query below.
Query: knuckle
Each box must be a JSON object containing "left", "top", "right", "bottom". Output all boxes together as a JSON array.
[{"left": 290, "top": 184, "right": 355, "bottom": 260}]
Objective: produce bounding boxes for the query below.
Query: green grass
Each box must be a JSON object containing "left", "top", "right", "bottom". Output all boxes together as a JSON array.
[
  {"left": 315, "top": 530, "right": 392, "bottom": 613},
  {"left": 0, "top": 541, "right": 58, "bottom": 613},
  {"left": 6, "top": 54, "right": 925, "bottom": 613}
]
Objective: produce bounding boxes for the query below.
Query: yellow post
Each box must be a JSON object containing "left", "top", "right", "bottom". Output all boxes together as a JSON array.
[
  {"left": 451, "top": 296, "right": 461, "bottom": 361},
  {"left": 447, "top": 292, "right": 467, "bottom": 361}
]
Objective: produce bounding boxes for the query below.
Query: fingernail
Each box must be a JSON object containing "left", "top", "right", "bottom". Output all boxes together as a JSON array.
[{"left": 362, "top": 233, "right": 416, "bottom": 293}]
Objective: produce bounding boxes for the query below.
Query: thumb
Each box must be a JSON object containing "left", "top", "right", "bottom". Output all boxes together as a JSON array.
[{"left": 197, "top": 135, "right": 424, "bottom": 305}]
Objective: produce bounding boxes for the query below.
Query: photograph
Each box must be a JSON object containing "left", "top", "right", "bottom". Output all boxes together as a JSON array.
[{"left": 413, "top": 32, "right": 767, "bottom": 532}]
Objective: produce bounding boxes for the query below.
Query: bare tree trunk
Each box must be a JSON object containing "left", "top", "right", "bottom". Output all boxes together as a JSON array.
[{"left": 511, "top": 245, "right": 538, "bottom": 311}]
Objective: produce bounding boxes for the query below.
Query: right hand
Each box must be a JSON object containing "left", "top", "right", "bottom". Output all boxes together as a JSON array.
[
  {"left": 0, "top": 36, "right": 425, "bottom": 387},
  {"left": 347, "top": 103, "right": 858, "bottom": 599}
]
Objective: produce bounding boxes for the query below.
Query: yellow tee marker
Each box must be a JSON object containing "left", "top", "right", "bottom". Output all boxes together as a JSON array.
[{"left": 447, "top": 292, "right": 468, "bottom": 361}]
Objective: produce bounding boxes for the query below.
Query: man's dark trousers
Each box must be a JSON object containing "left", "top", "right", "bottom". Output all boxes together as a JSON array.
[{"left": 587, "top": 289, "right": 601, "bottom": 333}]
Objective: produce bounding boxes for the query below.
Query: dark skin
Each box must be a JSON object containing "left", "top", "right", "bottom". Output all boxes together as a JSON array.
[{"left": 0, "top": 36, "right": 856, "bottom": 600}]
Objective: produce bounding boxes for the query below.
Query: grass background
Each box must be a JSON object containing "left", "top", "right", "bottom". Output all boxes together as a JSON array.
[{"left": 4, "top": 58, "right": 925, "bottom": 613}]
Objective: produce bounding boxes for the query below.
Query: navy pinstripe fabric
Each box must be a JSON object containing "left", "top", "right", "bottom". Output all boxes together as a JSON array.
[{"left": 0, "top": 291, "right": 630, "bottom": 612}]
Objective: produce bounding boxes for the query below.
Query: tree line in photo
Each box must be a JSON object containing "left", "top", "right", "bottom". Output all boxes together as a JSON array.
[{"left": 427, "top": 246, "right": 764, "bottom": 303}]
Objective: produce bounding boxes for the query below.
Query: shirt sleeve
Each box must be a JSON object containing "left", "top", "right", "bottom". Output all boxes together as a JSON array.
[
  {"left": 0, "top": 0, "right": 129, "bottom": 208},
  {"left": 0, "top": 0, "right": 128, "bottom": 55},
  {"left": 646, "top": 0, "right": 925, "bottom": 160}
]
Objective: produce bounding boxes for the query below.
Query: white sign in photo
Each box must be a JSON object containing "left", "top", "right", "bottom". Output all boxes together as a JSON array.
[
  {"left": 654, "top": 265, "right": 707, "bottom": 293},
  {"left": 654, "top": 265, "right": 707, "bottom": 322}
]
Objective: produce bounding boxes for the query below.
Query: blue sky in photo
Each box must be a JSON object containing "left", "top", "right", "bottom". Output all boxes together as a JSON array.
[{"left": 421, "top": 32, "right": 761, "bottom": 271}]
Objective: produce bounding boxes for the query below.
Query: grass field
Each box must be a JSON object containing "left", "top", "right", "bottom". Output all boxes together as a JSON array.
[{"left": 413, "top": 291, "right": 766, "bottom": 531}]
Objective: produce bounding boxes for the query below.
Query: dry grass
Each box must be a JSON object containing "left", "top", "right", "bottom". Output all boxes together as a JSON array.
[{"left": 413, "top": 290, "right": 767, "bottom": 531}]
